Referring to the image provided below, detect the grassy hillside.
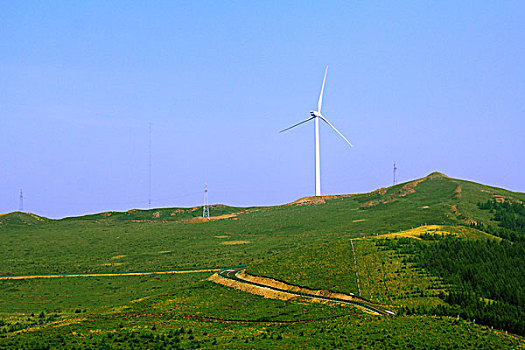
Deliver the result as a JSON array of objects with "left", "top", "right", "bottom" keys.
[
  {"left": 246, "top": 226, "right": 489, "bottom": 308},
  {"left": 248, "top": 224, "right": 525, "bottom": 335},
  {"left": 0, "top": 172, "right": 524, "bottom": 348},
  {"left": 2, "top": 172, "right": 522, "bottom": 276},
  {"left": 66, "top": 204, "right": 250, "bottom": 223},
  {"left": 0, "top": 212, "right": 48, "bottom": 227},
  {"left": 247, "top": 225, "right": 500, "bottom": 307},
  {"left": 1, "top": 273, "right": 522, "bottom": 349}
]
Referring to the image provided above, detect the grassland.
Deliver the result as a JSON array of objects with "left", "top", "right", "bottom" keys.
[
  {"left": 0, "top": 273, "right": 208, "bottom": 314},
  {"left": 1, "top": 173, "right": 523, "bottom": 276},
  {"left": 247, "top": 227, "right": 460, "bottom": 310},
  {"left": 0, "top": 172, "right": 524, "bottom": 348},
  {"left": 247, "top": 224, "right": 525, "bottom": 335},
  {"left": 1, "top": 274, "right": 522, "bottom": 349},
  {"left": 355, "top": 236, "right": 445, "bottom": 309}
]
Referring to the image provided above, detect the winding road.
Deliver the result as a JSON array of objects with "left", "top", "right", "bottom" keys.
[
  {"left": 218, "top": 266, "right": 395, "bottom": 316},
  {"left": 1, "top": 265, "right": 394, "bottom": 316}
]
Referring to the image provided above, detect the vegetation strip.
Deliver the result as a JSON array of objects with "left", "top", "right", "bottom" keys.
[
  {"left": 5, "top": 313, "right": 366, "bottom": 337},
  {"left": 83, "top": 312, "right": 367, "bottom": 325},
  {"left": 0, "top": 268, "right": 220, "bottom": 280},
  {"left": 217, "top": 266, "right": 395, "bottom": 315}
]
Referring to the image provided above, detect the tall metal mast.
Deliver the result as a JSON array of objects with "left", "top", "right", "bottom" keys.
[
  {"left": 203, "top": 183, "right": 210, "bottom": 220},
  {"left": 19, "top": 189, "right": 24, "bottom": 212},
  {"left": 148, "top": 122, "right": 152, "bottom": 208}
]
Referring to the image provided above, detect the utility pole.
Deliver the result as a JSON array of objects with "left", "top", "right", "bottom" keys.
[
  {"left": 393, "top": 162, "right": 398, "bottom": 186},
  {"left": 19, "top": 189, "right": 24, "bottom": 212},
  {"left": 203, "top": 183, "right": 210, "bottom": 220}
]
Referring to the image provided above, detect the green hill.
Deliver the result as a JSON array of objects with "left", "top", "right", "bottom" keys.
[
  {"left": 0, "top": 212, "right": 48, "bottom": 227},
  {"left": 0, "top": 172, "right": 523, "bottom": 275},
  {"left": 69, "top": 171, "right": 525, "bottom": 235},
  {"left": 66, "top": 204, "right": 252, "bottom": 223},
  {"left": 5, "top": 171, "right": 523, "bottom": 234},
  {"left": 0, "top": 172, "right": 524, "bottom": 348}
]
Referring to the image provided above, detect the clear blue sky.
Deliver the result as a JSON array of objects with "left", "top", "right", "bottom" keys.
[{"left": 1, "top": 1, "right": 524, "bottom": 218}]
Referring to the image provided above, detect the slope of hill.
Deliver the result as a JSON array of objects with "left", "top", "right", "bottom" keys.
[
  {"left": 0, "top": 212, "right": 48, "bottom": 227},
  {"left": 0, "top": 172, "right": 524, "bottom": 348},
  {"left": 3, "top": 171, "right": 523, "bottom": 233},
  {"left": 246, "top": 226, "right": 486, "bottom": 303},
  {"left": 63, "top": 204, "right": 251, "bottom": 222},
  {"left": 0, "top": 172, "right": 523, "bottom": 275},
  {"left": 247, "top": 224, "right": 525, "bottom": 334}
]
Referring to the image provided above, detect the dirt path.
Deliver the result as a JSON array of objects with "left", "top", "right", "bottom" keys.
[
  {"left": 211, "top": 266, "right": 395, "bottom": 316},
  {"left": 0, "top": 268, "right": 220, "bottom": 280}
]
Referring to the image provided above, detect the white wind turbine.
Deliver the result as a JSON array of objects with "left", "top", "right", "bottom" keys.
[{"left": 280, "top": 66, "right": 353, "bottom": 196}]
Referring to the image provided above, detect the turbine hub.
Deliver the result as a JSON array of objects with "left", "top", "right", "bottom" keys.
[{"left": 310, "top": 110, "right": 322, "bottom": 118}]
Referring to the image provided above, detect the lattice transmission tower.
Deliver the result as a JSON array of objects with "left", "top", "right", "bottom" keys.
[
  {"left": 203, "top": 183, "right": 210, "bottom": 220},
  {"left": 393, "top": 162, "right": 398, "bottom": 186}
]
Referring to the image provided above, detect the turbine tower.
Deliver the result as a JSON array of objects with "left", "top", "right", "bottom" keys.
[{"left": 280, "top": 66, "right": 354, "bottom": 196}]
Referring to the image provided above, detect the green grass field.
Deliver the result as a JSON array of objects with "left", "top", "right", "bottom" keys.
[
  {"left": 1, "top": 274, "right": 521, "bottom": 349},
  {"left": 0, "top": 173, "right": 524, "bottom": 348},
  {"left": 247, "top": 228, "right": 451, "bottom": 310}
]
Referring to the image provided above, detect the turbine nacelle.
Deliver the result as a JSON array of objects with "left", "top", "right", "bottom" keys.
[{"left": 310, "top": 110, "right": 322, "bottom": 118}]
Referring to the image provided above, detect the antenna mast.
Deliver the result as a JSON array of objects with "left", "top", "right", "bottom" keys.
[
  {"left": 148, "top": 122, "right": 152, "bottom": 208},
  {"left": 393, "top": 162, "right": 398, "bottom": 186},
  {"left": 203, "top": 183, "right": 210, "bottom": 220},
  {"left": 19, "top": 189, "right": 24, "bottom": 212}
]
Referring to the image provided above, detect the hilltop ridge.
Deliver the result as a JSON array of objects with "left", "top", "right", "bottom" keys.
[
  {"left": 1, "top": 172, "right": 523, "bottom": 228},
  {"left": 0, "top": 212, "right": 48, "bottom": 226}
]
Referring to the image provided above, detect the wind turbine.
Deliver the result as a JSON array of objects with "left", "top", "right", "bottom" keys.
[{"left": 280, "top": 66, "right": 353, "bottom": 196}]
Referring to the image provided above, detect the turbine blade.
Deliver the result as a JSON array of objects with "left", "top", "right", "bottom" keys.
[
  {"left": 319, "top": 115, "right": 354, "bottom": 147},
  {"left": 318, "top": 66, "right": 328, "bottom": 113},
  {"left": 279, "top": 117, "right": 314, "bottom": 133}
]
